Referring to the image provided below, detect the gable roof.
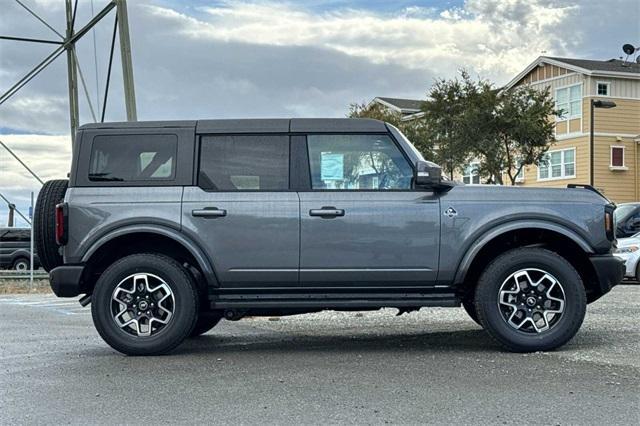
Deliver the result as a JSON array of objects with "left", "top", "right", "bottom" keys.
[
  {"left": 505, "top": 56, "right": 640, "bottom": 89},
  {"left": 373, "top": 97, "right": 424, "bottom": 113}
]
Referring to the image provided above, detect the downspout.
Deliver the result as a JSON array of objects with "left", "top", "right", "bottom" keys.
[{"left": 636, "top": 138, "right": 640, "bottom": 201}]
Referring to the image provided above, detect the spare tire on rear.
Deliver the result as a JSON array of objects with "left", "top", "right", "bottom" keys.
[{"left": 34, "top": 179, "right": 68, "bottom": 272}]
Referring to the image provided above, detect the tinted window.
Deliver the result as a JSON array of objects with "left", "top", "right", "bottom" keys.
[
  {"left": 89, "top": 135, "right": 177, "bottom": 182},
  {"left": 0, "top": 229, "right": 30, "bottom": 242},
  {"left": 199, "top": 135, "right": 289, "bottom": 191},
  {"left": 307, "top": 134, "right": 413, "bottom": 190}
]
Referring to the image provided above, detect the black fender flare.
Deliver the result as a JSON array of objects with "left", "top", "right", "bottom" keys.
[
  {"left": 81, "top": 224, "right": 220, "bottom": 287},
  {"left": 453, "top": 219, "right": 594, "bottom": 285}
]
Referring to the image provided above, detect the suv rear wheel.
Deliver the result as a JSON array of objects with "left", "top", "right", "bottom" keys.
[
  {"left": 91, "top": 253, "right": 199, "bottom": 355},
  {"left": 475, "top": 248, "right": 586, "bottom": 352}
]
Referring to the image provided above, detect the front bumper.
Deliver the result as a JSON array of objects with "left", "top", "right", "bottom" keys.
[
  {"left": 589, "top": 254, "right": 625, "bottom": 297},
  {"left": 613, "top": 252, "right": 637, "bottom": 278},
  {"left": 49, "top": 265, "right": 85, "bottom": 297}
]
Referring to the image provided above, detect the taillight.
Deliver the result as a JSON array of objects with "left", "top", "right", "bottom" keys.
[{"left": 55, "top": 203, "right": 68, "bottom": 245}]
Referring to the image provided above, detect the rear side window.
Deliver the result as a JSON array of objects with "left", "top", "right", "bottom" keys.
[
  {"left": 0, "top": 229, "right": 30, "bottom": 242},
  {"left": 89, "top": 135, "right": 178, "bottom": 182},
  {"left": 199, "top": 135, "right": 289, "bottom": 191}
]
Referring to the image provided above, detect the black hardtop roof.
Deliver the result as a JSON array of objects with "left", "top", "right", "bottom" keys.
[{"left": 79, "top": 118, "right": 388, "bottom": 134}]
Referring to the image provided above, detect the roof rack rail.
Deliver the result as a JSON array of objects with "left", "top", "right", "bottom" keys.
[{"left": 567, "top": 184, "right": 611, "bottom": 203}]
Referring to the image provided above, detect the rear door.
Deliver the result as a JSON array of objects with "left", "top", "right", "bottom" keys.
[
  {"left": 297, "top": 133, "right": 440, "bottom": 287},
  {"left": 182, "top": 134, "right": 299, "bottom": 288}
]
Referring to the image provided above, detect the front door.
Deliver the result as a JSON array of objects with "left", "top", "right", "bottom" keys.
[
  {"left": 182, "top": 134, "right": 299, "bottom": 288},
  {"left": 298, "top": 133, "right": 440, "bottom": 287}
]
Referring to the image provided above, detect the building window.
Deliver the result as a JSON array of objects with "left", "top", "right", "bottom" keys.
[
  {"left": 555, "top": 84, "right": 582, "bottom": 121},
  {"left": 463, "top": 162, "right": 480, "bottom": 185},
  {"left": 611, "top": 146, "right": 626, "bottom": 169},
  {"left": 596, "top": 82, "right": 610, "bottom": 96},
  {"left": 538, "top": 148, "right": 576, "bottom": 180}
]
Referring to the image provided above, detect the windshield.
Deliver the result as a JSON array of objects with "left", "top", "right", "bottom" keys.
[{"left": 615, "top": 205, "right": 638, "bottom": 223}]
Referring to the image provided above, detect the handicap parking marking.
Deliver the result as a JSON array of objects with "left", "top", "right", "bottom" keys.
[{"left": 0, "top": 295, "right": 90, "bottom": 316}]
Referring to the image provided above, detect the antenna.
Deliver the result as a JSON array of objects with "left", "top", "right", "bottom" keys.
[{"left": 621, "top": 43, "right": 640, "bottom": 66}]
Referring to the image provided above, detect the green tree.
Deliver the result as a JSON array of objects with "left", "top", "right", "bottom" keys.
[
  {"left": 422, "top": 71, "right": 482, "bottom": 180},
  {"left": 422, "top": 72, "right": 557, "bottom": 184}
]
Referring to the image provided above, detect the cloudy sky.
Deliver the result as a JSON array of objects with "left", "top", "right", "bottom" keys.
[{"left": 1, "top": 0, "right": 639, "bottom": 225}]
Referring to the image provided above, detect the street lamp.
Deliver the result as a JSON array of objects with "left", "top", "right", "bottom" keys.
[{"left": 590, "top": 99, "right": 617, "bottom": 186}]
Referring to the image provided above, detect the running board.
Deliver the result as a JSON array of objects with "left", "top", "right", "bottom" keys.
[{"left": 210, "top": 291, "right": 460, "bottom": 310}]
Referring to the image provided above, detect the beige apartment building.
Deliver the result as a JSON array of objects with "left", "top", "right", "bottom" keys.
[{"left": 504, "top": 57, "right": 640, "bottom": 203}]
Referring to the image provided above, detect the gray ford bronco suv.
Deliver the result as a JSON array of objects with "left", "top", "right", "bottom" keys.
[{"left": 35, "top": 118, "right": 624, "bottom": 355}]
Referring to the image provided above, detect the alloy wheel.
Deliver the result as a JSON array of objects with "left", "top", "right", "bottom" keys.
[
  {"left": 497, "top": 268, "right": 566, "bottom": 333},
  {"left": 111, "top": 273, "right": 175, "bottom": 337}
]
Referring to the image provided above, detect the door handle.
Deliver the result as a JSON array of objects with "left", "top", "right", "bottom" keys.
[
  {"left": 192, "top": 208, "right": 227, "bottom": 218},
  {"left": 309, "top": 207, "right": 345, "bottom": 218}
]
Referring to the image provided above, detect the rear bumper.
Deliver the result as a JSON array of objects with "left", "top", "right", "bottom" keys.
[
  {"left": 589, "top": 254, "right": 625, "bottom": 298},
  {"left": 49, "top": 265, "right": 85, "bottom": 297}
]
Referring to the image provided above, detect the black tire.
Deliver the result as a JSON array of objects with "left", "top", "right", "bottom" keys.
[
  {"left": 475, "top": 248, "right": 586, "bottom": 352},
  {"left": 91, "top": 253, "right": 199, "bottom": 356},
  {"left": 12, "top": 257, "right": 30, "bottom": 272},
  {"left": 636, "top": 262, "right": 640, "bottom": 283},
  {"left": 189, "top": 313, "right": 223, "bottom": 337},
  {"left": 34, "top": 179, "right": 68, "bottom": 272},
  {"left": 462, "top": 297, "right": 482, "bottom": 327}
]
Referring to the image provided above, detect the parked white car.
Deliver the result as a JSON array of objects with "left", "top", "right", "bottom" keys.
[{"left": 614, "top": 233, "right": 640, "bottom": 281}]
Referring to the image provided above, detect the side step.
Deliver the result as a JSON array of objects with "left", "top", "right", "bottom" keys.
[{"left": 210, "top": 290, "right": 460, "bottom": 310}]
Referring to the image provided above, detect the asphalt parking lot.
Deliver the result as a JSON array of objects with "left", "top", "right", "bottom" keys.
[{"left": 1, "top": 286, "right": 638, "bottom": 425}]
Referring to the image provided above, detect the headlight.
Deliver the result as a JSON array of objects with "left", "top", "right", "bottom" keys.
[{"left": 614, "top": 246, "right": 639, "bottom": 254}]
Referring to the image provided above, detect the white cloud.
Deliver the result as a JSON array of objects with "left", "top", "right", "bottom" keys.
[{"left": 159, "top": 0, "right": 577, "bottom": 79}]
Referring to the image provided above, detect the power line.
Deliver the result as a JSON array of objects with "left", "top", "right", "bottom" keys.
[{"left": 0, "top": 139, "right": 45, "bottom": 185}]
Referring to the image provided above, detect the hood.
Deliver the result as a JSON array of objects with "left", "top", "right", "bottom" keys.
[{"left": 445, "top": 184, "right": 609, "bottom": 205}]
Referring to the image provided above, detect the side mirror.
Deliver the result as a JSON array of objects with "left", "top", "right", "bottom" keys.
[{"left": 415, "top": 160, "right": 442, "bottom": 187}]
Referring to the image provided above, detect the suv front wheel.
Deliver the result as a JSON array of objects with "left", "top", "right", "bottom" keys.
[
  {"left": 475, "top": 248, "right": 586, "bottom": 352},
  {"left": 91, "top": 253, "right": 199, "bottom": 355}
]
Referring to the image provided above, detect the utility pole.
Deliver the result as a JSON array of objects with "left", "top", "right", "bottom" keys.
[
  {"left": 116, "top": 0, "right": 137, "bottom": 121},
  {"left": 8, "top": 204, "right": 15, "bottom": 227},
  {"left": 65, "top": 0, "right": 80, "bottom": 145}
]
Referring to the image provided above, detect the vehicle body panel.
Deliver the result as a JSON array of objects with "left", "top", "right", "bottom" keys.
[
  {"left": 437, "top": 185, "right": 611, "bottom": 283},
  {"left": 181, "top": 188, "right": 300, "bottom": 287},
  {"left": 298, "top": 191, "right": 440, "bottom": 286},
  {"left": 63, "top": 187, "right": 184, "bottom": 264}
]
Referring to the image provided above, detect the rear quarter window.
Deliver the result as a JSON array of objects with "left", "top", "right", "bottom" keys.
[{"left": 89, "top": 134, "right": 178, "bottom": 182}]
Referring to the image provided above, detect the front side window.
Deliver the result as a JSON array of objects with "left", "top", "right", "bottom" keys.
[
  {"left": 89, "top": 135, "right": 177, "bottom": 182},
  {"left": 199, "top": 135, "right": 289, "bottom": 191},
  {"left": 538, "top": 148, "right": 576, "bottom": 180},
  {"left": 555, "top": 84, "right": 582, "bottom": 121},
  {"left": 307, "top": 134, "right": 413, "bottom": 190},
  {"left": 462, "top": 162, "right": 480, "bottom": 185}
]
